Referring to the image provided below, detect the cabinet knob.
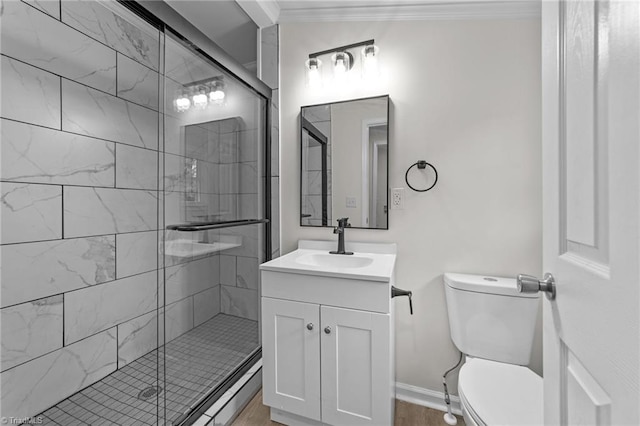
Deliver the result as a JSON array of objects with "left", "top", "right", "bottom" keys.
[
  {"left": 306, "top": 323, "right": 314, "bottom": 330},
  {"left": 324, "top": 326, "right": 331, "bottom": 334}
]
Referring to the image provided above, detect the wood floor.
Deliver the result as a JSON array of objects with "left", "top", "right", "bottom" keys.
[{"left": 231, "top": 389, "right": 466, "bottom": 426}]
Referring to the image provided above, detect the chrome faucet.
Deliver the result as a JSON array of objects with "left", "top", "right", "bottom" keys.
[{"left": 330, "top": 217, "right": 353, "bottom": 255}]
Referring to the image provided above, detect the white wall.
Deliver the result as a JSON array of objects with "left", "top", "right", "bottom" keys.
[{"left": 279, "top": 19, "right": 542, "bottom": 394}]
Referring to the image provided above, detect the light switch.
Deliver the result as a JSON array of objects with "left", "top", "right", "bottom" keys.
[{"left": 346, "top": 196, "right": 357, "bottom": 208}]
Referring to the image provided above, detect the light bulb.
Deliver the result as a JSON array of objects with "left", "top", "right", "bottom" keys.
[
  {"left": 332, "top": 52, "right": 351, "bottom": 86},
  {"left": 305, "top": 58, "right": 322, "bottom": 89},
  {"left": 362, "top": 44, "right": 380, "bottom": 81},
  {"left": 192, "top": 87, "right": 208, "bottom": 109},
  {"left": 175, "top": 93, "right": 191, "bottom": 112},
  {"left": 209, "top": 89, "right": 225, "bottom": 102}
]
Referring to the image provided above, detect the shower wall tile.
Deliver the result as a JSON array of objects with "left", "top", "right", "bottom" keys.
[
  {"left": 184, "top": 123, "right": 210, "bottom": 162},
  {"left": 165, "top": 256, "right": 219, "bottom": 305},
  {"left": 116, "top": 231, "right": 157, "bottom": 279},
  {"left": 164, "top": 114, "right": 186, "bottom": 157},
  {"left": 63, "top": 187, "right": 157, "bottom": 238},
  {"left": 259, "top": 25, "right": 278, "bottom": 90},
  {"left": 117, "top": 310, "right": 157, "bottom": 368},
  {"left": 115, "top": 144, "right": 158, "bottom": 190},
  {"left": 219, "top": 194, "right": 238, "bottom": 220},
  {"left": 1, "top": 1, "right": 116, "bottom": 93},
  {"left": 239, "top": 194, "right": 258, "bottom": 220},
  {"left": 219, "top": 164, "right": 239, "bottom": 194},
  {"left": 220, "top": 255, "right": 236, "bottom": 286},
  {"left": 219, "top": 132, "right": 238, "bottom": 164},
  {"left": 164, "top": 153, "right": 188, "bottom": 193},
  {"left": 271, "top": 177, "right": 280, "bottom": 258},
  {"left": 165, "top": 297, "right": 193, "bottom": 343},
  {"left": 1, "top": 295, "right": 63, "bottom": 372},
  {"left": 0, "top": 55, "right": 61, "bottom": 129},
  {"left": 1, "top": 182, "right": 62, "bottom": 244},
  {"left": 61, "top": 0, "right": 160, "bottom": 71},
  {"left": 306, "top": 171, "right": 323, "bottom": 195},
  {"left": 271, "top": 89, "right": 280, "bottom": 177},
  {"left": 221, "top": 286, "right": 258, "bottom": 321},
  {"left": 194, "top": 287, "right": 220, "bottom": 327},
  {"left": 23, "top": 0, "right": 61, "bottom": 19},
  {"left": 219, "top": 118, "right": 240, "bottom": 135},
  {"left": 64, "top": 271, "right": 157, "bottom": 345},
  {"left": 236, "top": 257, "right": 259, "bottom": 290},
  {"left": 239, "top": 129, "right": 258, "bottom": 163},
  {"left": 1, "top": 119, "right": 115, "bottom": 187},
  {"left": 0, "top": 327, "right": 116, "bottom": 420},
  {"left": 62, "top": 79, "right": 159, "bottom": 150},
  {"left": 239, "top": 162, "right": 258, "bottom": 194},
  {"left": 117, "top": 53, "right": 159, "bottom": 110},
  {"left": 223, "top": 226, "right": 259, "bottom": 258},
  {"left": 0, "top": 236, "right": 115, "bottom": 308}
]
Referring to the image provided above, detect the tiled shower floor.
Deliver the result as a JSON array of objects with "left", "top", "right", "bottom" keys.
[{"left": 38, "top": 314, "right": 259, "bottom": 426}]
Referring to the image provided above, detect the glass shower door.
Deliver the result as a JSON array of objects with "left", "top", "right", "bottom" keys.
[{"left": 160, "top": 29, "right": 268, "bottom": 424}]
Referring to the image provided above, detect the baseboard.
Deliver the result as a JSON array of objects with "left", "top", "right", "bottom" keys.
[{"left": 395, "top": 382, "right": 463, "bottom": 416}]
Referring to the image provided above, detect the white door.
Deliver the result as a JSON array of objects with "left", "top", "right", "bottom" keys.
[
  {"left": 542, "top": 1, "right": 639, "bottom": 424},
  {"left": 261, "top": 297, "right": 321, "bottom": 421},
  {"left": 320, "top": 306, "right": 392, "bottom": 425}
]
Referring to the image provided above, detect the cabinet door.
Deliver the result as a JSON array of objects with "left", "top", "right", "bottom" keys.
[
  {"left": 262, "top": 297, "right": 321, "bottom": 421},
  {"left": 321, "top": 306, "right": 392, "bottom": 425}
]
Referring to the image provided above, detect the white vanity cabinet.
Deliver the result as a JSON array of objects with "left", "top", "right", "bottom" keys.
[{"left": 259, "top": 240, "right": 397, "bottom": 426}]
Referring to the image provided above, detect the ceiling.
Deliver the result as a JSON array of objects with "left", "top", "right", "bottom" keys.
[
  {"left": 165, "top": 0, "right": 258, "bottom": 67},
  {"left": 163, "top": 0, "right": 539, "bottom": 70}
]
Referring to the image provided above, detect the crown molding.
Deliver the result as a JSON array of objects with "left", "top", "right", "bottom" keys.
[
  {"left": 277, "top": 1, "right": 540, "bottom": 23},
  {"left": 237, "top": 0, "right": 281, "bottom": 27}
]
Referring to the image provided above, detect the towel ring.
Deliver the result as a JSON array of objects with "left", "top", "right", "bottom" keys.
[{"left": 405, "top": 160, "right": 438, "bottom": 192}]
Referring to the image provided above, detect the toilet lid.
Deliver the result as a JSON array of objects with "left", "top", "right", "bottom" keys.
[{"left": 458, "top": 358, "right": 543, "bottom": 425}]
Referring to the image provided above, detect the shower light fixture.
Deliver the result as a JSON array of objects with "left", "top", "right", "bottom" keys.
[
  {"left": 174, "top": 76, "right": 226, "bottom": 112},
  {"left": 305, "top": 40, "right": 379, "bottom": 89}
]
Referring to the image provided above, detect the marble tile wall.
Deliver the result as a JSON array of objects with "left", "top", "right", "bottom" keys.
[
  {"left": 0, "top": 0, "right": 162, "bottom": 419},
  {"left": 1, "top": 0, "right": 274, "bottom": 419},
  {"left": 260, "top": 24, "right": 281, "bottom": 258}
]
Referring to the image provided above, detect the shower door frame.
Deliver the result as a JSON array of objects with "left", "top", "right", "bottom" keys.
[{"left": 117, "top": 1, "right": 273, "bottom": 424}]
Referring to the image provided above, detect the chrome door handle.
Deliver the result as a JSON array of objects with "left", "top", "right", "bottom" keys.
[
  {"left": 517, "top": 273, "right": 556, "bottom": 300},
  {"left": 324, "top": 326, "right": 331, "bottom": 334},
  {"left": 306, "top": 323, "right": 314, "bottom": 331}
]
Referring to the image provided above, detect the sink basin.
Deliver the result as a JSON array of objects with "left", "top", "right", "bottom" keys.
[
  {"left": 296, "top": 253, "right": 374, "bottom": 269},
  {"left": 260, "top": 240, "right": 397, "bottom": 282}
]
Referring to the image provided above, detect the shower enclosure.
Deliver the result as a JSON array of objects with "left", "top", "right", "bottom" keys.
[{"left": 0, "top": 1, "right": 270, "bottom": 424}]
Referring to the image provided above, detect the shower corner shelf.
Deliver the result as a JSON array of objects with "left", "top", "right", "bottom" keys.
[{"left": 165, "top": 238, "right": 242, "bottom": 258}]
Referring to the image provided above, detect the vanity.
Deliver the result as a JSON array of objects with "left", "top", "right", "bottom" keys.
[{"left": 259, "top": 240, "right": 397, "bottom": 426}]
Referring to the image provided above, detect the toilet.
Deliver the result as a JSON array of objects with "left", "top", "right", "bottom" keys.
[{"left": 444, "top": 273, "right": 543, "bottom": 426}]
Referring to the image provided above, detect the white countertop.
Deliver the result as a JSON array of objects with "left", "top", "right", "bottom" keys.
[{"left": 260, "top": 240, "right": 397, "bottom": 282}]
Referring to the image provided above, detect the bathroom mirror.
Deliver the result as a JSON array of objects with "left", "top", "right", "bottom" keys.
[{"left": 300, "top": 95, "right": 389, "bottom": 229}]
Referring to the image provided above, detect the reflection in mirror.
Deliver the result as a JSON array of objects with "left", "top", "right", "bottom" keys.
[{"left": 300, "top": 95, "right": 389, "bottom": 229}]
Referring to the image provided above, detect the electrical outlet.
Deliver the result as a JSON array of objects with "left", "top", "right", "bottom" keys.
[
  {"left": 391, "top": 188, "right": 404, "bottom": 210},
  {"left": 346, "top": 196, "right": 357, "bottom": 208}
]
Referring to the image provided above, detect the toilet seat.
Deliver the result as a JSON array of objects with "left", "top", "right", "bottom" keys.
[{"left": 458, "top": 358, "right": 543, "bottom": 426}]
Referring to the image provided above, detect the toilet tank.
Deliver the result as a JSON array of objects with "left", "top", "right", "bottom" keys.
[{"left": 444, "top": 273, "right": 540, "bottom": 366}]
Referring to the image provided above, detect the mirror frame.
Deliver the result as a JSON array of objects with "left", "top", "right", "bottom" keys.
[{"left": 299, "top": 95, "right": 390, "bottom": 230}]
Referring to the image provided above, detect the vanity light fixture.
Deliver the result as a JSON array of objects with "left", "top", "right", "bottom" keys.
[
  {"left": 305, "top": 39, "right": 380, "bottom": 89},
  {"left": 174, "top": 90, "right": 191, "bottom": 112},
  {"left": 305, "top": 57, "right": 323, "bottom": 88},
  {"left": 208, "top": 77, "right": 226, "bottom": 104},
  {"left": 173, "top": 76, "right": 226, "bottom": 112},
  {"left": 192, "top": 86, "right": 208, "bottom": 109}
]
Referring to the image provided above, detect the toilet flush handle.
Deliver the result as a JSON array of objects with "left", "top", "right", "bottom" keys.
[{"left": 517, "top": 273, "right": 556, "bottom": 300}]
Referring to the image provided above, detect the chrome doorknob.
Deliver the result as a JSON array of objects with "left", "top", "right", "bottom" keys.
[
  {"left": 306, "top": 323, "right": 314, "bottom": 331},
  {"left": 324, "top": 326, "right": 331, "bottom": 334},
  {"left": 517, "top": 273, "right": 556, "bottom": 300}
]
